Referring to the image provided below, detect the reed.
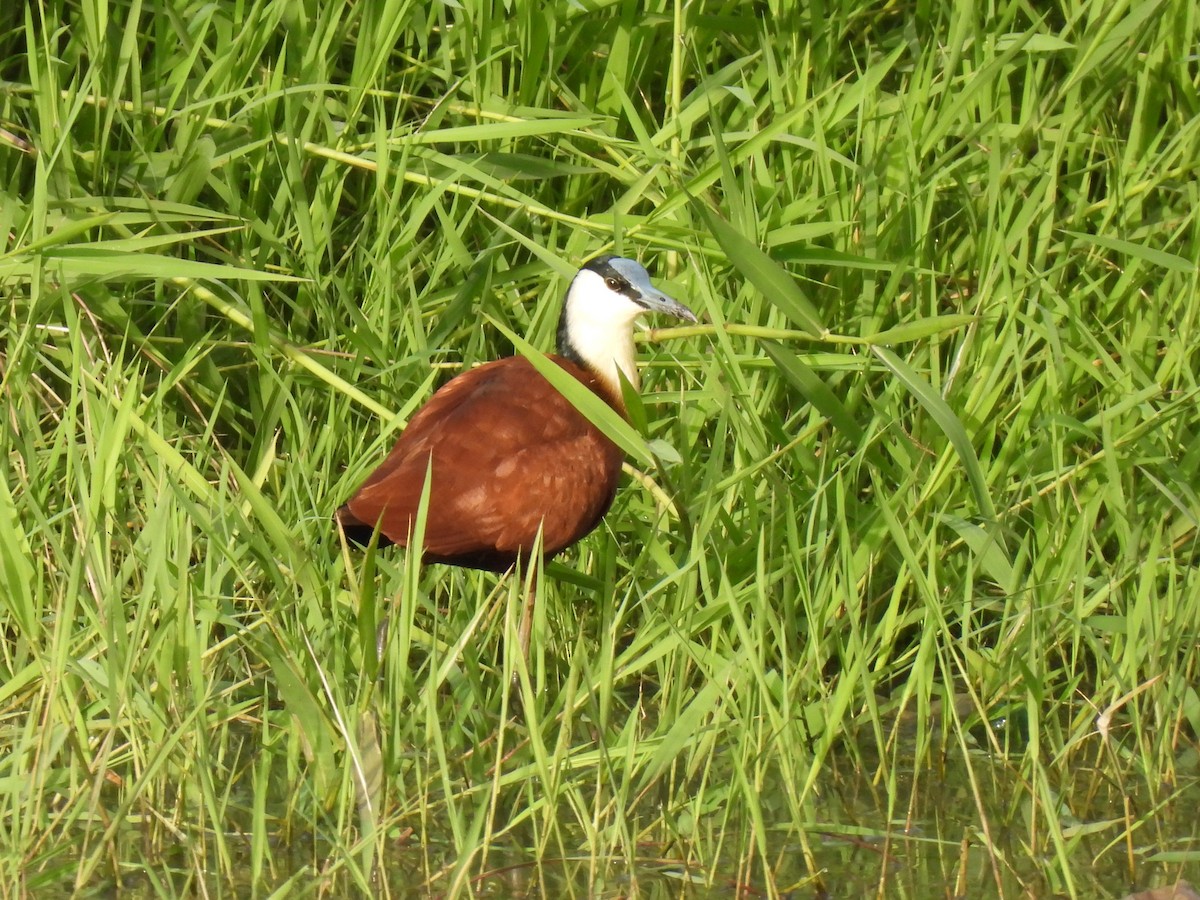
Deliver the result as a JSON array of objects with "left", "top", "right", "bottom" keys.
[{"left": 2, "top": 0, "right": 1198, "bottom": 895}]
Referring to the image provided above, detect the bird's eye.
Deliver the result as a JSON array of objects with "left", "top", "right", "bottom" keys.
[{"left": 605, "top": 277, "right": 620, "bottom": 290}]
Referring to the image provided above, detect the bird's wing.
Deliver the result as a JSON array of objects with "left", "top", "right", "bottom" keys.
[{"left": 343, "top": 356, "right": 624, "bottom": 564}]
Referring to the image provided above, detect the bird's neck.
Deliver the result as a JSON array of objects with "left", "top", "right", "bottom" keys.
[{"left": 556, "top": 303, "right": 639, "bottom": 397}]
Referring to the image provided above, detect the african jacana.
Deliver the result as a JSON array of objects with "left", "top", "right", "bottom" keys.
[{"left": 337, "top": 255, "right": 696, "bottom": 659}]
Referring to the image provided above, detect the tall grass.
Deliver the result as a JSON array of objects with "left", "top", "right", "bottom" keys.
[{"left": 2, "top": 0, "right": 1199, "bottom": 896}]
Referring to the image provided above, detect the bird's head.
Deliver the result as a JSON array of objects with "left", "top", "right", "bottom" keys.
[{"left": 557, "top": 255, "right": 696, "bottom": 393}]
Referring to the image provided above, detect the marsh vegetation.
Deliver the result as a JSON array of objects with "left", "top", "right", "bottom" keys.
[{"left": 2, "top": 0, "right": 1199, "bottom": 896}]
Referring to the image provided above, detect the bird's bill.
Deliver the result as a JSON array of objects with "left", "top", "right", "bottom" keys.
[{"left": 636, "top": 287, "right": 697, "bottom": 323}]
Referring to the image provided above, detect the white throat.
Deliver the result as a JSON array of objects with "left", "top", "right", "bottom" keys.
[{"left": 562, "top": 269, "right": 645, "bottom": 392}]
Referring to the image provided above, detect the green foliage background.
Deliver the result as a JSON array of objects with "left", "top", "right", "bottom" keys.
[{"left": 2, "top": 0, "right": 1199, "bottom": 896}]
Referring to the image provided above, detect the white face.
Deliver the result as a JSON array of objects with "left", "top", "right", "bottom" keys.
[{"left": 562, "top": 268, "right": 645, "bottom": 391}]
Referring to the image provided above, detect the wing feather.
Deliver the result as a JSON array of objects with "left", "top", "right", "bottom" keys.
[{"left": 341, "top": 355, "right": 624, "bottom": 571}]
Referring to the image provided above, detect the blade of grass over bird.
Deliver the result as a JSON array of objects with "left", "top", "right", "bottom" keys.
[{"left": 487, "top": 315, "right": 657, "bottom": 467}]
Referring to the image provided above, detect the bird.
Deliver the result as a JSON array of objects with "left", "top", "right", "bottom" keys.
[{"left": 336, "top": 254, "right": 696, "bottom": 660}]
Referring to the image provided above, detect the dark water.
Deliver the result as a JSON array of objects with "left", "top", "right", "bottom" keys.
[{"left": 41, "top": 713, "right": 1200, "bottom": 898}]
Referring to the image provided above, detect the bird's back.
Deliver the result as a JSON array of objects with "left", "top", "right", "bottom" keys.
[{"left": 337, "top": 355, "right": 625, "bottom": 572}]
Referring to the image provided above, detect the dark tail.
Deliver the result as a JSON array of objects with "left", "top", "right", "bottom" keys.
[{"left": 335, "top": 504, "right": 394, "bottom": 548}]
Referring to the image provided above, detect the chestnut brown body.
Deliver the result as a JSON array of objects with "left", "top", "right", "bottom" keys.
[{"left": 337, "top": 355, "right": 626, "bottom": 572}]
